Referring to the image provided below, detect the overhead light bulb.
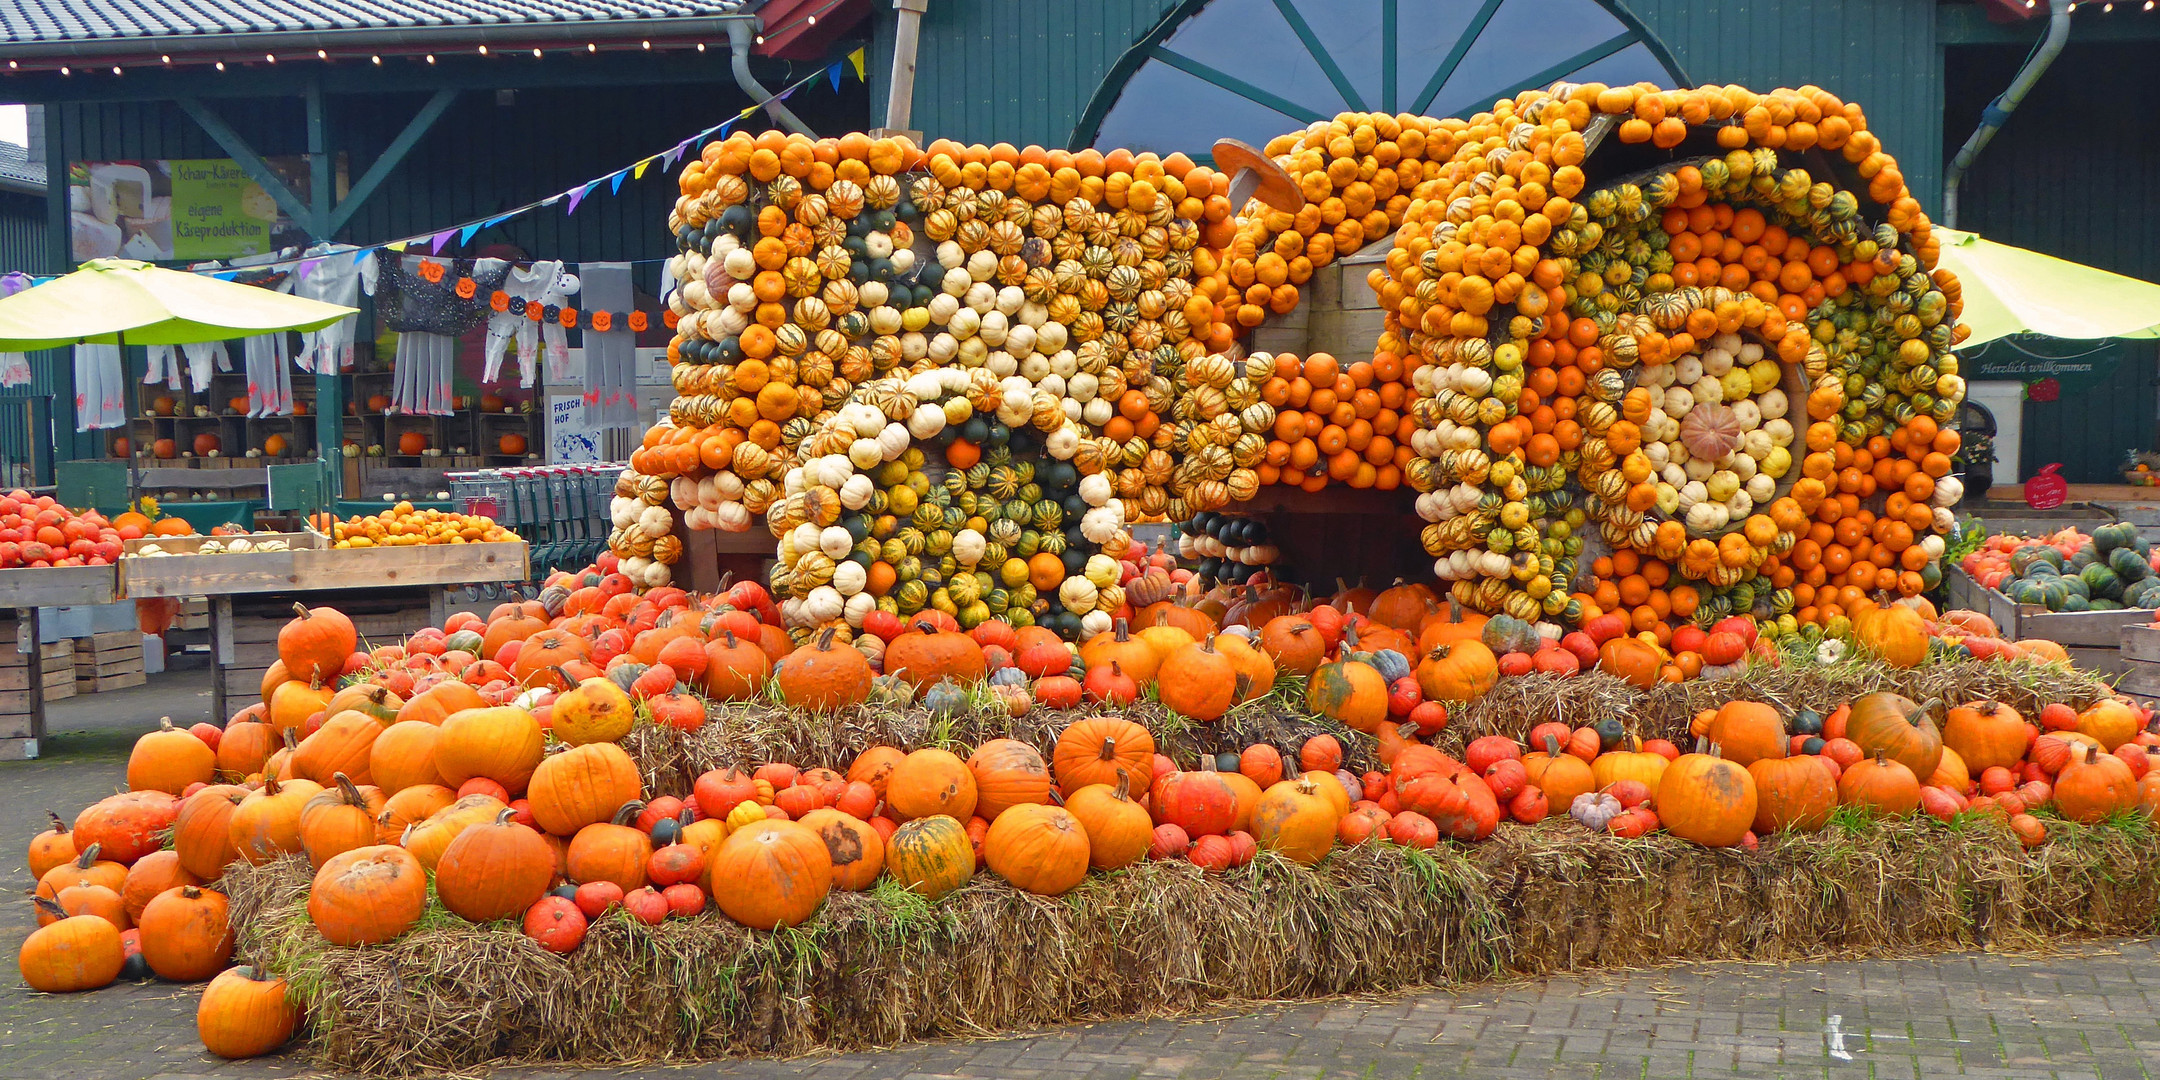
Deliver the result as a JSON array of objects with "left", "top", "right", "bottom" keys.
[
  {"left": 807, "top": 14, "right": 816, "bottom": 23},
  {"left": 587, "top": 43, "right": 597, "bottom": 53},
  {"left": 112, "top": 66, "right": 121, "bottom": 75},
  {"left": 215, "top": 61, "right": 226, "bottom": 70},
  {"left": 160, "top": 54, "right": 171, "bottom": 63},
  {"left": 696, "top": 42, "right": 706, "bottom": 51},
  {"left": 641, "top": 40, "right": 651, "bottom": 49},
  {"left": 425, "top": 54, "right": 435, "bottom": 63},
  {"left": 265, "top": 53, "right": 276, "bottom": 62},
  {"left": 317, "top": 48, "right": 327, "bottom": 59},
  {"left": 477, "top": 45, "right": 488, "bottom": 55},
  {"left": 532, "top": 48, "right": 542, "bottom": 58},
  {"left": 59, "top": 66, "right": 70, "bottom": 75},
  {"left": 371, "top": 55, "right": 381, "bottom": 65}
]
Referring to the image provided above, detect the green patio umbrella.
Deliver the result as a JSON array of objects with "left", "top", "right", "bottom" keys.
[
  {"left": 1935, "top": 229, "right": 2160, "bottom": 348},
  {"left": 0, "top": 257, "right": 356, "bottom": 351}
]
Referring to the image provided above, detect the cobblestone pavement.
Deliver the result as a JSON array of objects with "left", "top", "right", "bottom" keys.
[{"left": 9, "top": 674, "right": 2160, "bottom": 1080}]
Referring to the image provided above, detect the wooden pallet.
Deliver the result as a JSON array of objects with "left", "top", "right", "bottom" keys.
[{"left": 0, "top": 633, "right": 74, "bottom": 700}]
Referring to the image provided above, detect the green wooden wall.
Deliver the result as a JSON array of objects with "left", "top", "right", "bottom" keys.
[
  {"left": 882, "top": 0, "right": 1945, "bottom": 211},
  {"left": 1947, "top": 40, "right": 2160, "bottom": 483}
]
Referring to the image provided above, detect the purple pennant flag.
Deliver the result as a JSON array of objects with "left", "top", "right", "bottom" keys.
[
  {"left": 296, "top": 258, "right": 323, "bottom": 281},
  {"left": 662, "top": 140, "right": 689, "bottom": 169},
  {"left": 777, "top": 85, "right": 796, "bottom": 101},
  {"left": 429, "top": 230, "right": 456, "bottom": 253},
  {"left": 565, "top": 182, "right": 597, "bottom": 216}
]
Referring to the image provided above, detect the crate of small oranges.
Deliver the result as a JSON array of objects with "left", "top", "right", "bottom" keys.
[{"left": 325, "top": 502, "right": 520, "bottom": 548}]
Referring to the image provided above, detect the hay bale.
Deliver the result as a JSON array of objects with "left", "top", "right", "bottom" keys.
[{"left": 227, "top": 844, "right": 1503, "bottom": 1076}]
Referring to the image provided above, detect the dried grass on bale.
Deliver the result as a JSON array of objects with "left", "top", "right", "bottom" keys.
[
  {"left": 627, "top": 686, "right": 1380, "bottom": 795},
  {"left": 1434, "top": 657, "right": 2117, "bottom": 754},
  {"left": 228, "top": 812, "right": 2160, "bottom": 1077},
  {"left": 625, "top": 658, "right": 2114, "bottom": 795},
  {"left": 224, "top": 846, "right": 1502, "bottom": 1077}
]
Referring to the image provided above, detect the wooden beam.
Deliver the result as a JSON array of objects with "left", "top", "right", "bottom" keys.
[
  {"left": 1939, "top": 4, "right": 2160, "bottom": 44},
  {"left": 173, "top": 97, "right": 316, "bottom": 233},
  {"left": 327, "top": 89, "right": 456, "bottom": 237}
]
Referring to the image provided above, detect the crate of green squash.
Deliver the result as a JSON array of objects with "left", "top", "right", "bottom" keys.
[{"left": 1945, "top": 521, "right": 2159, "bottom": 675}]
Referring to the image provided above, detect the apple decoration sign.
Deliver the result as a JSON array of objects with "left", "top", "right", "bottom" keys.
[{"left": 2026, "top": 463, "right": 2068, "bottom": 510}]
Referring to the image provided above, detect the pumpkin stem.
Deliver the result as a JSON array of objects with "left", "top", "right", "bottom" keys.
[
  {"left": 493, "top": 807, "right": 519, "bottom": 825},
  {"left": 612, "top": 800, "right": 646, "bottom": 826},
  {"left": 76, "top": 842, "right": 101, "bottom": 867},
  {"left": 1112, "top": 768, "right": 1132, "bottom": 802},
  {"left": 334, "top": 772, "right": 365, "bottom": 806},
  {"left": 33, "top": 895, "right": 65, "bottom": 919},
  {"left": 2085, "top": 745, "right": 2100, "bottom": 765},
  {"left": 262, "top": 774, "right": 281, "bottom": 796},
  {"left": 1544, "top": 733, "right": 1564, "bottom": 758},
  {"left": 158, "top": 715, "right": 175, "bottom": 732},
  {"left": 45, "top": 811, "right": 67, "bottom": 835}
]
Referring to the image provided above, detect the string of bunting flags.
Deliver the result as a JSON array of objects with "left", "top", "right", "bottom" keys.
[{"left": 8, "top": 46, "right": 870, "bottom": 290}]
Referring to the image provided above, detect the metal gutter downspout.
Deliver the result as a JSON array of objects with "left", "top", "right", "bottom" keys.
[
  {"left": 884, "top": 0, "right": 929, "bottom": 133},
  {"left": 725, "top": 19, "right": 814, "bottom": 136},
  {"left": 1943, "top": 2, "right": 2071, "bottom": 228}
]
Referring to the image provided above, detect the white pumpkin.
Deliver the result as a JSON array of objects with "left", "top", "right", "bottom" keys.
[
  {"left": 804, "top": 586, "right": 846, "bottom": 624},
  {"left": 952, "top": 528, "right": 987, "bottom": 566},
  {"left": 1058, "top": 575, "right": 1099, "bottom": 612},
  {"left": 831, "top": 560, "right": 868, "bottom": 597}
]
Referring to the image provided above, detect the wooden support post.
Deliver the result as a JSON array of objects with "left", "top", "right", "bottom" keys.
[{"left": 210, "top": 594, "right": 234, "bottom": 726}]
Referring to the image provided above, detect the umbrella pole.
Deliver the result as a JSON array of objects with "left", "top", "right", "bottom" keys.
[{"left": 121, "top": 329, "right": 138, "bottom": 515}]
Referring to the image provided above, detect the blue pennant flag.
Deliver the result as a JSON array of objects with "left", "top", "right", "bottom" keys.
[
  {"left": 459, "top": 223, "right": 482, "bottom": 246},
  {"left": 484, "top": 214, "right": 512, "bottom": 229},
  {"left": 829, "top": 62, "right": 843, "bottom": 91},
  {"left": 610, "top": 170, "right": 627, "bottom": 195},
  {"left": 352, "top": 248, "right": 373, "bottom": 265}
]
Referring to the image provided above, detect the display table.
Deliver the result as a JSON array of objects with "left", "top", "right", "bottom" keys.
[
  {"left": 117, "top": 540, "right": 529, "bottom": 723},
  {"left": 0, "top": 564, "right": 120, "bottom": 759}
]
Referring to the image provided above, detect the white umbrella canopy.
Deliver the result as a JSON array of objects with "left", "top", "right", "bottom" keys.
[
  {"left": 0, "top": 258, "right": 356, "bottom": 350},
  {"left": 1936, "top": 229, "right": 2160, "bottom": 348}
]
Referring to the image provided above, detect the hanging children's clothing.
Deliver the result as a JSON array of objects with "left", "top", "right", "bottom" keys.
[
  {"left": 244, "top": 333, "right": 293, "bottom": 416},
  {"left": 483, "top": 260, "right": 560, "bottom": 386},
  {"left": 73, "top": 343, "right": 126, "bottom": 430},
  {"left": 179, "top": 340, "right": 232, "bottom": 393},
  {"left": 296, "top": 247, "right": 378, "bottom": 374},
  {"left": 0, "top": 273, "right": 31, "bottom": 387},
  {"left": 143, "top": 344, "right": 182, "bottom": 391},
  {"left": 540, "top": 265, "right": 580, "bottom": 383},
  {"left": 378, "top": 255, "right": 502, "bottom": 415}
]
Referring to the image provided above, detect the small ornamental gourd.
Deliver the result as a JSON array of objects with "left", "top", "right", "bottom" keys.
[{"left": 1568, "top": 791, "right": 1624, "bottom": 831}]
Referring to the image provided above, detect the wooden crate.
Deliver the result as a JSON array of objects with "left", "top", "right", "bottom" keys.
[
  {"left": 74, "top": 630, "right": 145, "bottom": 691},
  {"left": 174, "top": 599, "right": 209, "bottom": 631},
  {"left": 2118, "top": 624, "right": 2160, "bottom": 702},
  {"left": 1944, "top": 566, "right": 2143, "bottom": 676},
  {"left": 120, "top": 530, "right": 327, "bottom": 598},
  {"left": 0, "top": 635, "right": 76, "bottom": 700},
  {"left": 290, "top": 540, "right": 528, "bottom": 590},
  {"left": 0, "top": 564, "right": 119, "bottom": 606}
]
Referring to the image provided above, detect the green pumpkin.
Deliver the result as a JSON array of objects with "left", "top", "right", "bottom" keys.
[
  {"left": 1479, "top": 614, "right": 1540, "bottom": 655},
  {"left": 2095, "top": 521, "right": 2147, "bottom": 555},
  {"left": 2109, "top": 545, "right": 2150, "bottom": 583},
  {"left": 2060, "top": 593, "right": 2092, "bottom": 612},
  {"left": 2081, "top": 563, "right": 2122, "bottom": 601}
]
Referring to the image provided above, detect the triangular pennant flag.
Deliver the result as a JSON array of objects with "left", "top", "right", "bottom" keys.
[
  {"left": 739, "top": 104, "right": 759, "bottom": 119},
  {"left": 610, "top": 170, "right": 627, "bottom": 195},
  {"left": 633, "top": 157, "right": 654, "bottom": 180},
  {"left": 777, "top": 86, "right": 796, "bottom": 102},
  {"left": 848, "top": 47, "right": 865, "bottom": 80},
  {"left": 297, "top": 258, "right": 323, "bottom": 280},
  {"left": 352, "top": 248, "right": 373, "bottom": 265},
  {"left": 565, "top": 182, "right": 597, "bottom": 215},
  {"left": 484, "top": 214, "right": 512, "bottom": 228},
  {"left": 430, "top": 230, "right": 456, "bottom": 253},
  {"left": 459, "top": 223, "right": 482, "bottom": 245},
  {"left": 662, "top": 141, "right": 688, "bottom": 169},
  {"left": 829, "top": 62, "right": 844, "bottom": 91},
  {"left": 385, "top": 241, "right": 408, "bottom": 253}
]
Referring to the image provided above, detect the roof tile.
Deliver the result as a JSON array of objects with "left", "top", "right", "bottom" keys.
[{"left": 0, "top": 0, "right": 749, "bottom": 43}]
